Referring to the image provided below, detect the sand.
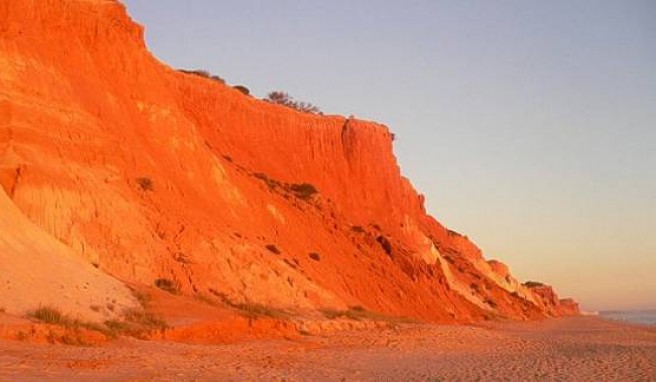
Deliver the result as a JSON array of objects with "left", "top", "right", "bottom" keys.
[{"left": 0, "top": 316, "right": 654, "bottom": 381}]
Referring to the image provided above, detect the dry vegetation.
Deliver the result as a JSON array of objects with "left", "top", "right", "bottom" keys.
[
  {"left": 320, "top": 306, "right": 416, "bottom": 324},
  {"left": 178, "top": 68, "right": 225, "bottom": 84},
  {"left": 26, "top": 303, "right": 169, "bottom": 343},
  {"left": 154, "top": 278, "right": 180, "bottom": 294},
  {"left": 265, "top": 244, "right": 281, "bottom": 255},
  {"left": 230, "top": 302, "right": 290, "bottom": 320},
  {"left": 252, "top": 172, "right": 319, "bottom": 201},
  {"left": 264, "top": 91, "right": 322, "bottom": 115},
  {"left": 136, "top": 176, "right": 153, "bottom": 191}
]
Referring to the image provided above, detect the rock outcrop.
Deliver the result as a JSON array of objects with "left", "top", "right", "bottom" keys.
[{"left": 0, "top": 0, "right": 577, "bottom": 322}]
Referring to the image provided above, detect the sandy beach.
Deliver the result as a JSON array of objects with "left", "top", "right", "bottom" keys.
[{"left": 0, "top": 316, "right": 654, "bottom": 381}]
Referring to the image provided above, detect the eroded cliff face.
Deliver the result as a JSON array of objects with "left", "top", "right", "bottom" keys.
[{"left": 0, "top": 0, "right": 577, "bottom": 322}]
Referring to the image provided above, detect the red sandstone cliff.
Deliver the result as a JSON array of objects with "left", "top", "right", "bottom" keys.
[{"left": 0, "top": 0, "right": 577, "bottom": 325}]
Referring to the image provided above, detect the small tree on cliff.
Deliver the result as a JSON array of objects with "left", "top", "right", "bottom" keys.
[{"left": 264, "top": 91, "right": 322, "bottom": 115}]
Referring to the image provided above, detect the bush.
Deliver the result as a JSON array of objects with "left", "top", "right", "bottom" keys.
[
  {"left": 154, "top": 278, "right": 180, "bottom": 294},
  {"left": 523, "top": 281, "right": 545, "bottom": 288},
  {"left": 178, "top": 68, "right": 225, "bottom": 84},
  {"left": 252, "top": 172, "right": 318, "bottom": 201},
  {"left": 265, "top": 91, "right": 322, "bottom": 115},
  {"left": 350, "top": 225, "right": 365, "bottom": 233},
  {"left": 376, "top": 235, "right": 393, "bottom": 256},
  {"left": 265, "top": 244, "right": 281, "bottom": 255},
  {"left": 179, "top": 69, "right": 210, "bottom": 77},
  {"left": 485, "top": 299, "right": 498, "bottom": 308},
  {"left": 136, "top": 177, "right": 153, "bottom": 191},
  {"left": 289, "top": 183, "right": 318, "bottom": 200},
  {"left": 233, "top": 85, "right": 250, "bottom": 95},
  {"left": 210, "top": 75, "right": 224, "bottom": 82}
]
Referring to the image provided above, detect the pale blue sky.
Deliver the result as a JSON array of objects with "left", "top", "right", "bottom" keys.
[{"left": 122, "top": 0, "right": 655, "bottom": 311}]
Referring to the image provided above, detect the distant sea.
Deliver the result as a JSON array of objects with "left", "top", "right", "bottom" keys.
[{"left": 599, "top": 310, "right": 656, "bottom": 325}]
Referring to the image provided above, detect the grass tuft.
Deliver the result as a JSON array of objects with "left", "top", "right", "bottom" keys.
[
  {"left": 27, "top": 304, "right": 168, "bottom": 342},
  {"left": 28, "top": 306, "right": 68, "bottom": 326},
  {"left": 27, "top": 306, "right": 114, "bottom": 343}
]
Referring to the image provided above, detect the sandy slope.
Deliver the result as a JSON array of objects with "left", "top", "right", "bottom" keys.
[
  {"left": 0, "top": 317, "right": 653, "bottom": 381},
  {"left": 0, "top": 188, "right": 138, "bottom": 321}
]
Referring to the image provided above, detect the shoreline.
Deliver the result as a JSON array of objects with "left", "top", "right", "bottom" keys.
[{"left": 1, "top": 316, "right": 654, "bottom": 381}]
